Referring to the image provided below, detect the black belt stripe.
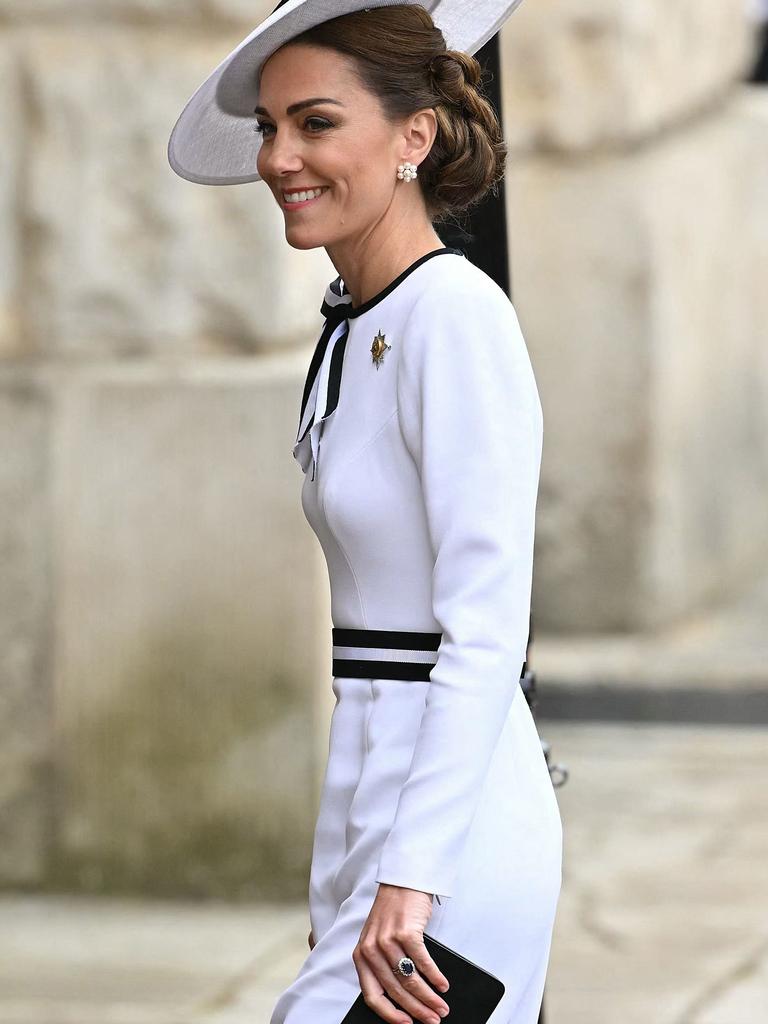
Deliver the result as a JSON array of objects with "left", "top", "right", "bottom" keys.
[
  {"left": 332, "top": 627, "right": 442, "bottom": 650},
  {"left": 333, "top": 659, "right": 436, "bottom": 681}
]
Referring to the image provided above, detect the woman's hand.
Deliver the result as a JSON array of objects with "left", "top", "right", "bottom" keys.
[{"left": 352, "top": 883, "right": 450, "bottom": 1024}]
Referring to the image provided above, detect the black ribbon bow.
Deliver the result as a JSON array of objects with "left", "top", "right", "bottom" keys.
[{"left": 293, "top": 277, "right": 353, "bottom": 479}]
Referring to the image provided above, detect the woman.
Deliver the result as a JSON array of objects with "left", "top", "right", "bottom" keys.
[{"left": 168, "top": 3, "right": 562, "bottom": 1023}]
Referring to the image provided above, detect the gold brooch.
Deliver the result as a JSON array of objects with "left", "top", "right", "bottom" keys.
[{"left": 371, "top": 329, "right": 391, "bottom": 369}]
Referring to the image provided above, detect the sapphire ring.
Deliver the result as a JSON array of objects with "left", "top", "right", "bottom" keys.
[{"left": 394, "top": 956, "right": 417, "bottom": 978}]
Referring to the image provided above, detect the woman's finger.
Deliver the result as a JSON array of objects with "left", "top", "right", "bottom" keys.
[
  {"left": 399, "top": 932, "right": 450, "bottom": 995},
  {"left": 363, "top": 936, "right": 449, "bottom": 1024},
  {"left": 353, "top": 949, "right": 412, "bottom": 1024}
]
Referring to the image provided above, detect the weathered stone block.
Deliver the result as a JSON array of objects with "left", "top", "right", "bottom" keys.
[
  {"left": 501, "top": 0, "right": 755, "bottom": 153},
  {"left": 0, "top": 45, "right": 21, "bottom": 355},
  {"left": 19, "top": 27, "right": 334, "bottom": 358},
  {"left": 51, "top": 358, "right": 332, "bottom": 897},
  {"left": 0, "top": 1, "right": 193, "bottom": 20},
  {"left": 0, "top": 367, "right": 53, "bottom": 885},
  {"left": 0, "top": 1, "right": 318, "bottom": 24},
  {"left": 507, "top": 86, "right": 768, "bottom": 630}
]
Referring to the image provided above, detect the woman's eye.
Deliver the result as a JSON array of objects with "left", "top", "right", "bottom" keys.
[{"left": 253, "top": 116, "right": 333, "bottom": 137}]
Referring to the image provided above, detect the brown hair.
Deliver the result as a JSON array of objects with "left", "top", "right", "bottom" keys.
[{"left": 281, "top": 4, "right": 508, "bottom": 223}]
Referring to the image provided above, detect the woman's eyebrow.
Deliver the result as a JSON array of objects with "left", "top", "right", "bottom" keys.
[{"left": 253, "top": 97, "right": 345, "bottom": 116}]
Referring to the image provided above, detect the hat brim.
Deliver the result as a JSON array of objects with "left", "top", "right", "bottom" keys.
[{"left": 167, "top": 0, "right": 526, "bottom": 186}]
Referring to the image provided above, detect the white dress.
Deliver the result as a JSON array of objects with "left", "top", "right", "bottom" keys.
[{"left": 269, "top": 247, "right": 563, "bottom": 1024}]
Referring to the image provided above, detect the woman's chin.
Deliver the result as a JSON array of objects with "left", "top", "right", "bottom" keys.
[{"left": 284, "top": 225, "right": 329, "bottom": 251}]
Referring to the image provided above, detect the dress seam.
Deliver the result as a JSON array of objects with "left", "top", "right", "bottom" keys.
[{"left": 364, "top": 689, "right": 373, "bottom": 756}]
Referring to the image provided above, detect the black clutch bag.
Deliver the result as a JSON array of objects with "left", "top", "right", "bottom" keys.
[{"left": 340, "top": 932, "right": 505, "bottom": 1023}]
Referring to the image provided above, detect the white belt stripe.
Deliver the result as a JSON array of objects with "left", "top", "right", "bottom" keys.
[{"left": 333, "top": 644, "right": 439, "bottom": 665}]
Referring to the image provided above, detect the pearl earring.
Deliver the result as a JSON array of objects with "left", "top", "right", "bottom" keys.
[{"left": 397, "top": 161, "right": 418, "bottom": 182}]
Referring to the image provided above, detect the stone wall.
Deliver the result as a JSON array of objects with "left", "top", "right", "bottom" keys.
[
  {"left": 501, "top": 0, "right": 754, "bottom": 153},
  {"left": 0, "top": 1, "right": 336, "bottom": 896},
  {"left": 502, "top": 0, "right": 768, "bottom": 629}
]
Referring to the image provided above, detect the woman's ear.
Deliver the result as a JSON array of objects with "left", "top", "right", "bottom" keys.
[{"left": 401, "top": 107, "right": 437, "bottom": 165}]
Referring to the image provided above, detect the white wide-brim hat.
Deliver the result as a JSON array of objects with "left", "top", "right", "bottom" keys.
[{"left": 167, "top": 0, "right": 526, "bottom": 186}]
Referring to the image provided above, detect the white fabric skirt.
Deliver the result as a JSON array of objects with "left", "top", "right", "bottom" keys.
[{"left": 269, "top": 675, "right": 563, "bottom": 1024}]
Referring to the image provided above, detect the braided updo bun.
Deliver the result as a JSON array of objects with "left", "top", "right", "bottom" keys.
[
  {"left": 283, "top": 5, "right": 508, "bottom": 222},
  {"left": 423, "top": 49, "right": 507, "bottom": 218}
]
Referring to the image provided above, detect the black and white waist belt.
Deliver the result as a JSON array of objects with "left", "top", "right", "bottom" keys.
[{"left": 332, "top": 627, "right": 527, "bottom": 682}]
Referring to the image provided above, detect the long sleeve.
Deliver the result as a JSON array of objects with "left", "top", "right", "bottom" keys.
[{"left": 374, "top": 273, "right": 544, "bottom": 899}]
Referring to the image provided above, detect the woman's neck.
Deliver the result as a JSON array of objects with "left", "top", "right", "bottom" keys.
[{"left": 325, "top": 221, "right": 446, "bottom": 309}]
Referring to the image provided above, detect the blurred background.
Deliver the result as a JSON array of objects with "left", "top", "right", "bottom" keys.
[{"left": 1, "top": 1, "right": 767, "bottom": 1022}]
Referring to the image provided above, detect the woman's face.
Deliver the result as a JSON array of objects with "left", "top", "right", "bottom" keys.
[{"left": 256, "top": 42, "right": 422, "bottom": 250}]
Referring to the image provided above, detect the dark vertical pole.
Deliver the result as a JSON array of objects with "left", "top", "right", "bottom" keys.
[
  {"left": 747, "top": 15, "right": 768, "bottom": 81},
  {"left": 437, "top": 32, "right": 511, "bottom": 298},
  {"left": 438, "top": 33, "right": 546, "bottom": 1024}
]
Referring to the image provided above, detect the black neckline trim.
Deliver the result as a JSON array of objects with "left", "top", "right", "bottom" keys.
[{"left": 340, "top": 246, "right": 464, "bottom": 318}]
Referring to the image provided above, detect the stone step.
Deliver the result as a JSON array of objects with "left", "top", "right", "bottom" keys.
[{"left": 531, "top": 572, "right": 768, "bottom": 724}]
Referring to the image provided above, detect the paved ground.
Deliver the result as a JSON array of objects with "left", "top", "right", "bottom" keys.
[{"left": 2, "top": 719, "right": 766, "bottom": 1024}]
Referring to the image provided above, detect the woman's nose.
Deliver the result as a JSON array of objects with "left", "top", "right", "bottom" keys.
[{"left": 261, "top": 131, "right": 303, "bottom": 177}]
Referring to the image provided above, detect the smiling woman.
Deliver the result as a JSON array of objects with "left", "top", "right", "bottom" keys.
[
  {"left": 251, "top": 10, "right": 509, "bottom": 292},
  {"left": 255, "top": 7, "right": 507, "bottom": 229},
  {"left": 167, "top": 4, "right": 560, "bottom": 1024}
]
